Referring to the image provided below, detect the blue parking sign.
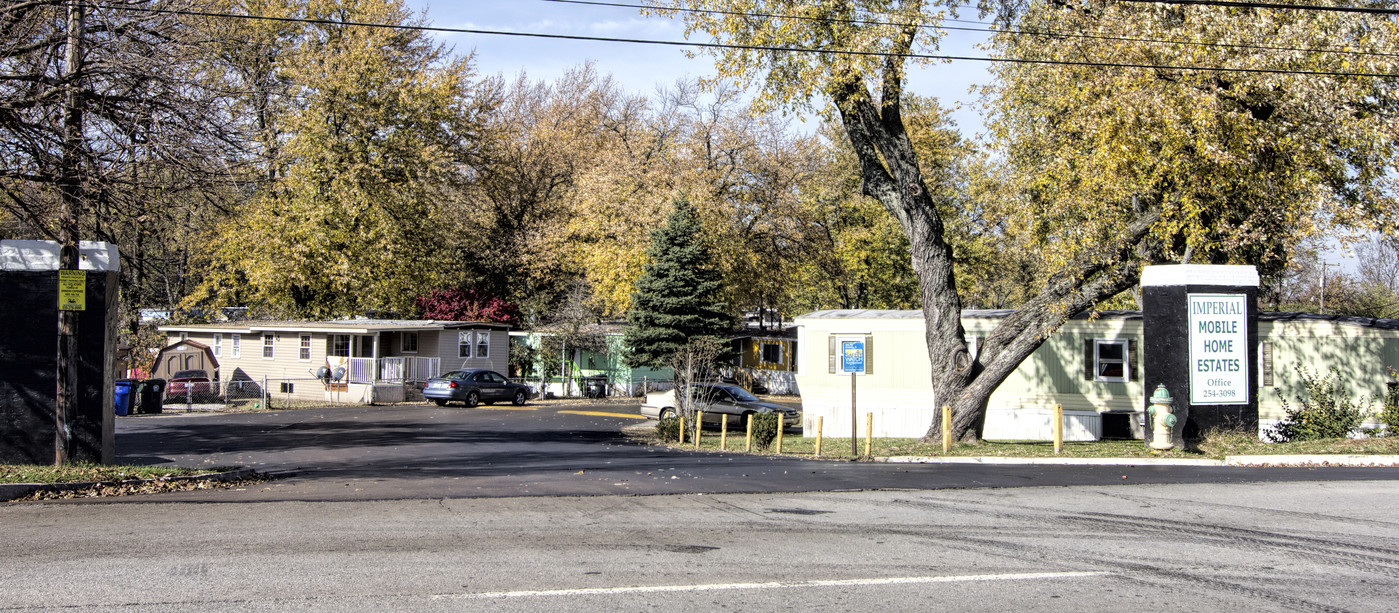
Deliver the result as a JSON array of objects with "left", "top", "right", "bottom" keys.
[{"left": 841, "top": 340, "right": 865, "bottom": 374}]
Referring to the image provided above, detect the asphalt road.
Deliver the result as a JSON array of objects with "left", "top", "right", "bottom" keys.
[
  {"left": 4, "top": 482, "right": 1398, "bottom": 611},
  {"left": 110, "top": 402, "right": 1399, "bottom": 502},
  {"left": 5, "top": 402, "right": 1399, "bottom": 612}
]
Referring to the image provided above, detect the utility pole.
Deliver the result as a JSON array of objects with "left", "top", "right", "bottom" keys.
[
  {"left": 55, "top": 0, "right": 86, "bottom": 465},
  {"left": 1320, "top": 262, "right": 1338, "bottom": 315}
]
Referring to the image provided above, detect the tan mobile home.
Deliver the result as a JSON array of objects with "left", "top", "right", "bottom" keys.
[{"left": 158, "top": 320, "right": 510, "bottom": 404}]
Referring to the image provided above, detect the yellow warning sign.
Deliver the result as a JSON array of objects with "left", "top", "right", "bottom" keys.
[{"left": 58, "top": 270, "right": 86, "bottom": 311}]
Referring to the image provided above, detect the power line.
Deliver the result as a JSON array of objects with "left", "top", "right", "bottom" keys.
[
  {"left": 106, "top": 4, "right": 1397, "bottom": 79},
  {"left": 550, "top": 0, "right": 1399, "bottom": 59},
  {"left": 1113, "top": 0, "right": 1399, "bottom": 14}
]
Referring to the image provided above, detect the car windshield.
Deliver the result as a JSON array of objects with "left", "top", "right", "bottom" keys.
[
  {"left": 172, "top": 370, "right": 206, "bottom": 379},
  {"left": 440, "top": 371, "right": 472, "bottom": 379},
  {"left": 725, "top": 386, "right": 759, "bottom": 402}
]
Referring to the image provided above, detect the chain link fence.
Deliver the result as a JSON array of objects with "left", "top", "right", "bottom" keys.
[{"left": 140, "top": 377, "right": 342, "bottom": 413}]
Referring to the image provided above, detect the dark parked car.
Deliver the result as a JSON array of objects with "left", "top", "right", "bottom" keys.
[
  {"left": 166, "top": 369, "right": 213, "bottom": 397},
  {"left": 423, "top": 369, "right": 530, "bottom": 407},
  {"left": 641, "top": 382, "right": 800, "bottom": 428}
]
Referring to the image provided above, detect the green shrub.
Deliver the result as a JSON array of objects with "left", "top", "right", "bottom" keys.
[
  {"left": 1269, "top": 366, "right": 1371, "bottom": 443},
  {"left": 656, "top": 416, "right": 682, "bottom": 442},
  {"left": 750, "top": 412, "right": 780, "bottom": 450},
  {"left": 1378, "top": 371, "right": 1399, "bottom": 437}
]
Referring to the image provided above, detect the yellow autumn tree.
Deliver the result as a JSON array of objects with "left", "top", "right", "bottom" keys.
[
  {"left": 649, "top": 0, "right": 1399, "bottom": 441},
  {"left": 189, "top": 0, "right": 491, "bottom": 318}
]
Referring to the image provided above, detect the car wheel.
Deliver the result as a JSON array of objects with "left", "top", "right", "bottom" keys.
[
  {"left": 659, "top": 408, "right": 675, "bottom": 420},
  {"left": 432, "top": 399, "right": 447, "bottom": 407},
  {"left": 513, "top": 390, "right": 527, "bottom": 406},
  {"left": 465, "top": 390, "right": 479, "bottom": 408}
]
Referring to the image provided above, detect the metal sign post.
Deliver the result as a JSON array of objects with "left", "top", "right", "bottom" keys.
[
  {"left": 851, "top": 373, "right": 857, "bottom": 457},
  {"left": 840, "top": 339, "right": 867, "bottom": 458}
]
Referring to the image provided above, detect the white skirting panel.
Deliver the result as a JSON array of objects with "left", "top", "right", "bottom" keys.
[
  {"left": 753, "top": 370, "right": 800, "bottom": 395},
  {"left": 799, "top": 388, "right": 937, "bottom": 438},
  {"left": 982, "top": 407, "right": 1101, "bottom": 441}
]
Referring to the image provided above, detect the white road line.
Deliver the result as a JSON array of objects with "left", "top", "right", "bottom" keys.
[{"left": 433, "top": 571, "right": 1110, "bottom": 600}]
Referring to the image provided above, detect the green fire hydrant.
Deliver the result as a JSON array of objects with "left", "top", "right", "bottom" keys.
[{"left": 1147, "top": 383, "right": 1178, "bottom": 451}]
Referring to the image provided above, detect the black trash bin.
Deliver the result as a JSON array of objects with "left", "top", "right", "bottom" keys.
[
  {"left": 136, "top": 379, "right": 166, "bottom": 415},
  {"left": 584, "top": 375, "right": 608, "bottom": 399}
]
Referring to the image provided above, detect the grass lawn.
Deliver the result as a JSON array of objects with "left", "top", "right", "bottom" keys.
[{"left": 652, "top": 426, "right": 1399, "bottom": 460}]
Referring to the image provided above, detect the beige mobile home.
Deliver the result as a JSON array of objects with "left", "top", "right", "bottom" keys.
[
  {"left": 795, "top": 310, "right": 1399, "bottom": 441},
  {"left": 158, "top": 320, "right": 510, "bottom": 404}
]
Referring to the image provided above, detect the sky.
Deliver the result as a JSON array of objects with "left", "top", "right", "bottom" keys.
[{"left": 402, "top": 0, "right": 996, "bottom": 137}]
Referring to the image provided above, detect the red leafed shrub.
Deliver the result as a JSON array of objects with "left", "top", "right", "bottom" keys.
[{"left": 415, "top": 289, "right": 520, "bottom": 326}]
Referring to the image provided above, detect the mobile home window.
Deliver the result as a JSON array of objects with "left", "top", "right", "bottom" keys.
[
  {"left": 402, "top": 332, "right": 418, "bottom": 353},
  {"left": 212, "top": 334, "right": 222, "bottom": 357},
  {"left": 1094, "top": 339, "right": 1128, "bottom": 382},
  {"left": 476, "top": 331, "right": 490, "bottom": 359},
  {"left": 330, "top": 335, "right": 350, "bottom": 357},
  {"left": 760, "top": 342, "right": 782, "bottom": 364},
  {"left": 262, "top": 333, "right": 275, "bottom": 359},
  {"left": 458, "top": 331, "right": 472, "bottom": 359},
  {"left": 299, "top": 335, "right": 312, "bottom": 361},
  {"left": 231, "top": 334, "right": 241, "bottom": 358}
]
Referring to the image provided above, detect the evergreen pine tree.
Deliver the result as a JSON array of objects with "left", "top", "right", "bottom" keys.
[{"left": 623, "top": 198, "right": 734, "bottom": 368}]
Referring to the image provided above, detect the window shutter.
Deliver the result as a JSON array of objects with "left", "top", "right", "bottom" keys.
[
  {"left": 828, "top": 335, "right": 836, "bottom": 374},
  {"left": 1261, "top": 341, "right": 1273, "bottom": 387},
  {"left": 864, "top": 335, "right": 874, "bottom": 376},
  {"left": 1128, "top": 340, "right": 1139, "bottom": 382},
  {"left": 1084, "top": 339, "right": 1095, "bottom": 380}
]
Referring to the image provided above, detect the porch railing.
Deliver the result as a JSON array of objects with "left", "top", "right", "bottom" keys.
[
  {"left": 347, "top": 357, "right": 440, "bottom": 384},
  {"left": 348, "top": 358, "right": 375, "bottom": 384}
]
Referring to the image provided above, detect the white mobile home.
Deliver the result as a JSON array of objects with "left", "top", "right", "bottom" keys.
[{"left": 795, "top": 310, "right": 1399, "bottom": 441}]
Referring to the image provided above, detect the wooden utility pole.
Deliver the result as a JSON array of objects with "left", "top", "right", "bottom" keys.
[
  {"left": 55, "top": 0, "right": 86, "bottom": 465},
  {"left": 1320, "top": 262, "right": 1338, "bottom": 314}
]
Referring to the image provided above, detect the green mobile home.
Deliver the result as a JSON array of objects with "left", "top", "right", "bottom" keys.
[{"left": 511, "top": 324, "right": 672, "bottom": 398}]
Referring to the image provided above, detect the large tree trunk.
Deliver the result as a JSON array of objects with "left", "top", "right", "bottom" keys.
[{"left": 832, "top": 51, "right": 1162, "bottom": 443}]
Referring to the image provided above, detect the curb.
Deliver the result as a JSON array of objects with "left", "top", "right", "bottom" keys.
[
  {"left": 879, "top": 456, "right": 1226, "bottom": 466},
  {"left": 879, "top": 455, "right": 1399, "bottom": 467},
  {"left": 1, "top": 468, "right": 258, "bottom": 502}
]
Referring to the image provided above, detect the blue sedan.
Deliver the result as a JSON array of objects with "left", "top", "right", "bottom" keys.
[{"left": 422, "top": 369, "right": 530, "bottom": 407}]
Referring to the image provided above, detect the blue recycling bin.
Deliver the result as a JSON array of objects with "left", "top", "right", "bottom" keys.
[{"left": 113, "top": 378, "right": 137, "bottom": 416}]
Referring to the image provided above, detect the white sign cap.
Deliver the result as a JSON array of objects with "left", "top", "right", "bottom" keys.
[
  {"left": 0, "top": 240, "right": 120, "bottom": 272},
  {"left": 1141, "top": 264, "right": 1259, "bottom": 288}
]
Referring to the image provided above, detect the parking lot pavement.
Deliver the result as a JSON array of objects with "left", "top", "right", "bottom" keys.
[{"left": 102, "top": 402, "right": 1399, "bottom": 504}]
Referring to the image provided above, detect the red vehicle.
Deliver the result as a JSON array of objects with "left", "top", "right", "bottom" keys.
[{"left": 167, "top": 369, "right": 214, "bottom": 396}]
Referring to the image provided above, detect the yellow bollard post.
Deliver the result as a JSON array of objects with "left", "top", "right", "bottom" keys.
[
  {"left": 695, "top": 410, "right": 703, "bottom": 448},
  {"left": 679, "top": 414, "right": 686, "bottom": 445},
  {"left": 1053, "top": 403, "right": 1064, "bottom": 455},
  {"left": 865, "top": 412, "right": 873, "bottom": 458},
  {"left": 720, "top": 414, "right": 728, "bottom": 451},
  {"left": 815, "top": 416, "right": 823, "bottom": 457},
  {"left": 776, "top": 416, "right": 784, "bottom": 454},
  {"left": 941, "top": 405, "right": 952, "bottom": 453},
  {"left": 745, "top": 413, "right": 753, "bottom": 452}
]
